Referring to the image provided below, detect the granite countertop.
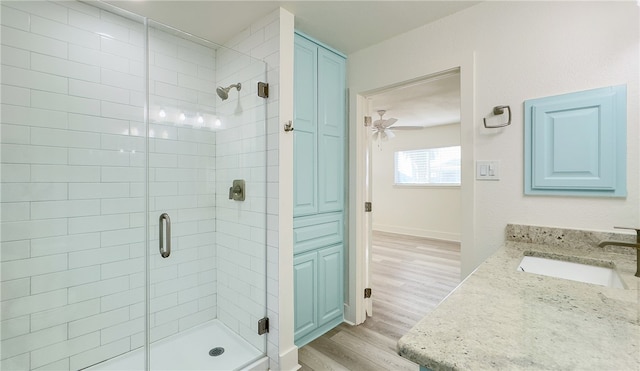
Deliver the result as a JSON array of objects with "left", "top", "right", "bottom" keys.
[{"left": 397, "top": 225, "right": 640, "bottom": 370}]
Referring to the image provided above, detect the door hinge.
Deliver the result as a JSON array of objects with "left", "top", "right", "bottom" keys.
[
  {"left": 365, "top": 202, "right": 372, "bottom": 212},
  {"left": 364, "top": 116, "right": 372, "bottom": 127},
  {"left": 364, "top": 288, "right": 372, "bottom": 298},
  {"left": 257, "top": 82, "right": 269, "bottom": 98},
  {"left": 258, "top": 317, "right": 269, "bottom": 335}
]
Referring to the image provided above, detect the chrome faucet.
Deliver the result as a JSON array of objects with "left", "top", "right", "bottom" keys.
[{"left": 598, "top": 227, "right": 640, "bottom": 277}]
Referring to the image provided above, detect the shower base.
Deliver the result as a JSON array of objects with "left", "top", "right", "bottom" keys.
[{"left": 87, "top": 320, "right": 267, "bottom": 371}]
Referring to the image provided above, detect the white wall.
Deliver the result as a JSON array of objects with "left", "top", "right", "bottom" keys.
[
  {"left": 372, "top": 124, "right": 461, "bottom": 241},
  {"left": 349, "top": 1, "right": 640, "bottom": 277}
]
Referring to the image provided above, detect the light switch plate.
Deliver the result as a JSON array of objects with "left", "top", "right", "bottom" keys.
[{"left": 476, "top": 161, "right": 500, "bottom": 180}]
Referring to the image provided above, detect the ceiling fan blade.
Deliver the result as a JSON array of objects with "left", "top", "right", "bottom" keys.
[
  {"left": 372, "top": 131, "right": 379, "bottom": 141},
  {"left": 381, "top": 118, "right": 398, "bottom": 128},
  {"left": 373, "top": 119, "right": 385, "bottom": 127}
]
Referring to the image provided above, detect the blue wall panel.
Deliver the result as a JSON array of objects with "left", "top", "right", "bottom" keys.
[{"left": 524, "top": 85, "right": 626, "bottom": 197}]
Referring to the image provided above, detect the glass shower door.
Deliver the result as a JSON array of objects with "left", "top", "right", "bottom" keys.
[{"left": 146, "top": 21, "right": 268, "bottom": 370}]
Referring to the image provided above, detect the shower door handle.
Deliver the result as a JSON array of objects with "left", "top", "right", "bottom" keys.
[{"left": 159, "top": 213, "right": 171, "bottom": 258}]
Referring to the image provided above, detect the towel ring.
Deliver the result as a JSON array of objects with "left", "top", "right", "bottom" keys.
[{"left": 483, "top": 105, "right": 511, "bottom": 128}]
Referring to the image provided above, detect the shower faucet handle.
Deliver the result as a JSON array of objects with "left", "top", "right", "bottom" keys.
[{"left": 228, "top": 179, "right": 245, "bottom": 201}]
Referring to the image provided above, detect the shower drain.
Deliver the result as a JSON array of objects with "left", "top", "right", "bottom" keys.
[{"left": 209, "top": 347, "right": 225, "bottom": 357}]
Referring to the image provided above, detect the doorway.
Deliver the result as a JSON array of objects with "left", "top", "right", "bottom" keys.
[
  {"left": 297, "top": 70, "right": 465, "bottom": 370},
  {"left": 364, "top": 71, "right": 463, "bottom": 324},
  {"left": 357, "top": 69, "right": 464, "bottom": 322}
]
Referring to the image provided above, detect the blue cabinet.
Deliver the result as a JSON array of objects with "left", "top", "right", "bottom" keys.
[{"left": 293, "top": 32, "right": 346, "bottom": 347}]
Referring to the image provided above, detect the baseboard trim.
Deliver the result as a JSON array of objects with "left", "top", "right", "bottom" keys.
[
  {"left": 373, "top": 225, "right": 460, "bottom": 242},
  {"left": 279, "top": 344, "right": 299, "bottom": 371},
  {"left": 294, "top": 317, "right": 343, "bottom": 348}
]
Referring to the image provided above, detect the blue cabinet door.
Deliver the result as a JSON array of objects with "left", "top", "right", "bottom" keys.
[
  {"left": 317, "top": 244, "right": 343, "bottom": 326},
  {"left": 293, "top": 251, "right": 317, "bottom": 340},
  {"left": 293, "top": 36, "right": 318, "bottom": 217}
]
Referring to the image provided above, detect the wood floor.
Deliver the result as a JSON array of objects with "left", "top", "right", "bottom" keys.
[{"left": 298, "top": 231, "right": 461, "bottom": 371}]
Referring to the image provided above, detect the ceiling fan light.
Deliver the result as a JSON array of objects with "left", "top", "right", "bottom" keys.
[{"left": 386, "top": 130, "right": 396, "bottom": 140}]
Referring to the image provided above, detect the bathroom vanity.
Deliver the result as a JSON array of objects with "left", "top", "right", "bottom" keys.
[{"left": 397, "top": 225, "right": 640, "bottom": 370}]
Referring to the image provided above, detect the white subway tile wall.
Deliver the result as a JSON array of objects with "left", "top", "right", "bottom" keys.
[
  {"left": 0, "top": 1, "right": 269, "bottom": 370},
  {"left": 224, "top": 9, "right": 282, "bottom": 369},
  {"left": 1, "top": 2, "right": 146, "bottom": 369}
]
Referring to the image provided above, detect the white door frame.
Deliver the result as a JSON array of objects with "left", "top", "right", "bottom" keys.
[{"left": 348, "top": 55, "right": 477, "bottom": 325}]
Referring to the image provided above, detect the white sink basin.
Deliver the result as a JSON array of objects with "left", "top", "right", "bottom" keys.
[{"left": 517, "top": 255, "right": 625, "bottom": 289}]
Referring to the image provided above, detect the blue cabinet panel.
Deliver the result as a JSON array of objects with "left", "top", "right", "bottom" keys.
[
  {"left": 294, "top": 130, "right": 317, "bottom": 215},
  {"left": 294, "top": 36, "right": 318, "bottom": 134},
  {"left": 317, "top": 47, "right": 346, "bottom": 213},
  {"left": 318, "top": 135, "right": 344, "bottom": 213},
  {"left": 294, "top": 251, "right": 317, "bottom": 340},
  {"left": 549, "top": 108, "right": 600, "bottom": 173},
  {"left": 293, "top": 35, "right": 318, "bottom": 217},
  {"left": 524, "top": 85, "right": 626, "bottom": 197},
  {"left": 317, "top": 244, "right": 343, "bottom": 326},
  {"left": 293, "top": 212, "right": 344, "bottom": 254},
  {"left": 318, "top": 48, "right": 345, "bottom": 137}
]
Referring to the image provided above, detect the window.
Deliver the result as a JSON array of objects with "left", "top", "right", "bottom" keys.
[{"left": 394, "top": 146, "right": 461, "bottom": 185}]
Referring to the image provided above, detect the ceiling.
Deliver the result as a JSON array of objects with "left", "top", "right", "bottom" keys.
[
  {"left": 369, "top": 71, "right": 461, "bottom": 128},
  {"left": 103, "top": 1, "right": 479, "bottom": 55},
  {"left": 103, "top": 0, "right": 472, "bottom": 128}
]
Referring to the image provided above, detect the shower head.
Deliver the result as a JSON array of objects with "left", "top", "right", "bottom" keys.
[
  {"left": 216, "top": 83, "right": 242, "bottom": 101},
  {"left": 216, "top": 87, "right": 228, "bottom": 100}
]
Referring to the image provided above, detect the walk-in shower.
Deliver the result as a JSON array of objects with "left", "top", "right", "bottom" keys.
[{"left": 0, "top": 1, "right": 269, "bottom": 370}]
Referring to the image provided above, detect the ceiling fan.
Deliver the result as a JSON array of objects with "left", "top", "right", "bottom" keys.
[{"left": 371, "top": 110, "right": 422, "bottom": 141}]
